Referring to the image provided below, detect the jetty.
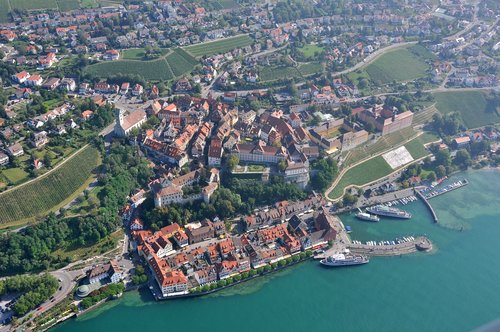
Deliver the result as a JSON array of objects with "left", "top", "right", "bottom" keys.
[
  {"left": 347, "top": 236, "right": 432, "bottom": 256},
  {"left": 420, "top": 179, "right": 469, "bottom": 200},
  {"left": 415, "top": 190, "right": 439, "bottom": 223}
]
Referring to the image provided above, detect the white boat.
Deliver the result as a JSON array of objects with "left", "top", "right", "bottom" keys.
[{"left": 320, "top": 253, "right": 369, "bottom": 267}]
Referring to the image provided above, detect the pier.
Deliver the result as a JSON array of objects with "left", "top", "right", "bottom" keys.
[
  {"left": 415, "top": 190, "right": 439, "bottom": 223},
  {"left": 420, "top": 179, "right": 469, "bottom": 200},
  {"left": 347, "top": 236, "right": 432, "bottom": 256},
  {"left": 314, "top": 212, "right": 433, "bottom": 258}
]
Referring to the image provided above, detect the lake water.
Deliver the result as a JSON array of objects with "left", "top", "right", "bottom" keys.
[{"left": 52, "top": 169, "right": 500, "bottom": 332}]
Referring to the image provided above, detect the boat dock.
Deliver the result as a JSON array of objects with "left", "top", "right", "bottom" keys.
[
  {"left": 314, "top": 235, "right": 432, "bottom": 259},
  {"left": 420, "top": 179, "right": 469, "bottom": 200},
  {"left": 347, "top": 236, "right": 432, "bottom": 256}
]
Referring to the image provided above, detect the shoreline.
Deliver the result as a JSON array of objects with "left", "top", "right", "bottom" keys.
[{"left": 43, "top": 168, "right": 494, "bottom": 330}]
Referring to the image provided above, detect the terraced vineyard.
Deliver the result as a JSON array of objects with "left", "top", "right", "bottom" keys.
[
  {"left": 166, "top": 48, "right": 199, "bottom": 77},
  {"left": 184, "top": 35, "right": 253, "bottom": 57},
  {"left": 85, "top": 57, "right": 175, "bottom": 81},
  {"left": 0, "top": 146, "right": 100, "bottom": 226},
  {"left": 412, "top": 105, "right": 438, "bottom": 126},
  {"left": 85, "top": 47, "right": 198, "bottom": 81}
]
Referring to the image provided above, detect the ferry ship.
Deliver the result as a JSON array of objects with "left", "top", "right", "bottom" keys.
[
  {"left": 355, "top": 211, "right": 380, "bottom": 222},
  {"left": 366, "top": 205, "right": 412, "bottom": 219},
  {"left": 320, "top": 253, "right": 369, "bottom": 267}
]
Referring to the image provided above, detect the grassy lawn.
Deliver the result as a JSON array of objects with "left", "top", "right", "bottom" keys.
[
  {"left": 364, "top": 45, "right": 435, "bottom": 84},
  {"left": 80, "top": 0, "right": 98, "bottom": 8},
  {"left": 298, "top": 44, "right": 324, "bottom": 58},
  {"left": 1, "top": 168, "right": 29, "bottom": 184},
  {"left": 403, "top": 133, "right": 438, "bottom": 160},
  {"left": 329, "top": 156, "right": 392, "bottom": 199},
  {"left": 0, "top": 146, "right": 100, "bottom": 227},
  {"left": 0, "top": 0, "right": 10, "bottom": 23},
  {"left": 121, "top": 48, "right": 169, "bottom": 60},
  {"left": 184, "top": 35, "right": 253, "bottom": 57},
  {"left": 331, "top": 132, "right": 439, "bottom": 200},
  {"left": 85, "top": 58, "right": 175, "bottom": 81},
  {"left": 247, "top": 164, "right": 265, "bottom": 172},
  {"left": 433, "top": 90, "right": 499, "bottom": 128},
  {"left": 10, "top": 0, "right": 58, "bottom": 10}
]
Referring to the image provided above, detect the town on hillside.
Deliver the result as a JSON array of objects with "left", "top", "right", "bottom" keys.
[{"left": 0, "top": 0, "right": 498, "bottom": 330}]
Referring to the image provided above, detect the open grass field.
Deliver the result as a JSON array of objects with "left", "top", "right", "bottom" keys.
[
  {"left": 184, "top": 35, "right": 253, "bottom": 57},
  {"left": 121, "top": 48, "right": 169, "bottom": 60},
  {"left": 330, "top": 133, "right": 438, "bottom": 199},
  {"left": 9, "top": 0, "right": 58, "bottom": 10},
  {"left": 298, "top": 44, "right": 324, "bottom": 58},
  {"left": 1, "top": 168, "right": 29, "bottom": 184},
  {"left": 0, "top": 0, "right": 10, "bottom": 23},
  {"left": 0, "top": 146, "right": 100, "bottom": 226},
  {"left": 364, "top": 45, "right": 435, "bottom": 84},
  {"left": 85, "top": 58, "right": 174, "bottom": 81},
  {"left": 433, "top": 90, "right": 499, "bottom": 129}
]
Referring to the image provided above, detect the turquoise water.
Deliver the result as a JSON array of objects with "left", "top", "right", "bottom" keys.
[{"left": 53, "top": 170, "right": 500, "bottom": 332}]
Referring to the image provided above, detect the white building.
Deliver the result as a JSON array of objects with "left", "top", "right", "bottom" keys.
[
  {"left": 114, "top": 108, "right": 147, "bottom": 137},
  {"left": 87, "top": 260, "right": 123, "bottom": 284}
]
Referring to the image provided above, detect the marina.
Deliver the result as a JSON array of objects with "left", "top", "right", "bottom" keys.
[
  {"left": 348, "top": 236, "right": 432, "bottom": 256},
  {"left": 420, "top": 179, "right": 469, "bottom": 199}
]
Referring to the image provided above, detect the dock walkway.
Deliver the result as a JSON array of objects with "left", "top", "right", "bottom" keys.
[{"left": 348, "top": 236, "right": 432, "bottom": 256}]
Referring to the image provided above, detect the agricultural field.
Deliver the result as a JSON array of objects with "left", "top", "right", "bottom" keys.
[
  {"left": 298, "top": 44, "right": 324, "bottom": 58},
  {"left": 9, "top": 0, "right": 58, "bottom": 10},
  {"left": 184, "top": 35, "right": 254, "bottom": 57},
  {"left": 166, "top": 48, "right": 199, "bottom": 77},
  {"left": 85, "top": 58, "right": 175, "bottom": 81},
  {"left": 0, "top": 146, "right": 100, "bottom": 227},
  {"left": 259, "top": 65, "right": 301, "bottom": 82},
  {"left": 56, "top": 0, "right": 80, "bottom": 11},
  {"left": 364, "top": 45, "right": 435, "bottom": 84},
  {"left": 0, "top": 0, "right": 10, "bottom": 23},
  {"left": 298, "top": 62, "right": 324, "bottom": 76},
  {"left": 433, "top": 90, "right": 499, "bottom": 129}
]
